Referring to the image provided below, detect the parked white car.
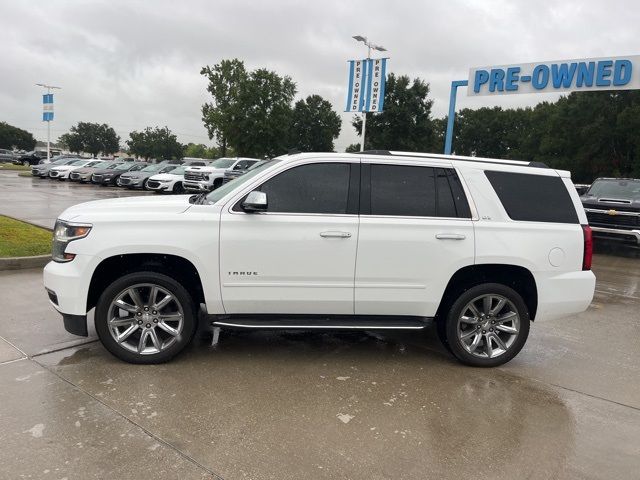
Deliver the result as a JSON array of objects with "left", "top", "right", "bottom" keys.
[
  {"left": 146, "top": 166, "right": 189, "bottom": 193},
  {"left": 43, "top": 151, "right": 596, "bottom": 366},
  {"left": 183, "top": 157, "right": 261, "bottom": 192},
  {"left": 49, "top": 159, "right": 102, "bottom": 180}
]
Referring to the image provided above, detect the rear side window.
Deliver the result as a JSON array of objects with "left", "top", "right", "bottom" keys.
[
  {"left": 368, "top": 165, "right": 471, "bottom": 218},
  {"left": 485, "top": 170, "right": 578, "bottom": 223}
]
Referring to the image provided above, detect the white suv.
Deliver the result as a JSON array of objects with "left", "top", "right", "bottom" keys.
[
  {"left": 183, "top": 157, "right": 261, "bottom": 192},
  {"left": 43, "top": 151, "right": 596, "bottom": 366}
]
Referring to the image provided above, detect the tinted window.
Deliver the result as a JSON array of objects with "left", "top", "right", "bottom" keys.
[
  {"left": 485, "top": 170, "right": 578, "bottom": 223},
  {"left": 370, "top": 165, "right": 436, "bottom": 217},
  {"left": 257, "top": 163, "right": 350, "bottom": 214}
]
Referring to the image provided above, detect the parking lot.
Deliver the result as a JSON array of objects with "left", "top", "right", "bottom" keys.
[{"left": 1, "top": 172, "right": 639, "bottom": 479}]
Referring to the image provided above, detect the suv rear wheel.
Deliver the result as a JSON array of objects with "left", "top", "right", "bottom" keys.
[
  {"left": 443, "top": 283, "right": 530, "bottom": 367},
  {"left": 95, "top": 271, "right": 197, "bottom": 364}
]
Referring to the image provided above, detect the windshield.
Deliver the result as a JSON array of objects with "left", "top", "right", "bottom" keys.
[
  {"left": 93, "top": 161, "right": 112, "bottom": 168},
  {"left": 209, "top": 158, "right": 235, "bottom": 169},
  {"left": 206, "top": 160, "right": 281, "bottom": 204},
  {"left": 114, "top": 163, "right": 134, "bottom": 170},
  {"left": 70, "top": 160, "right": 87, "bottom": 166},
  {"left": 167, "top": 166, "right": 186, "bottom": 175},
  {"left": 585, "top": 179, "right": 640, "bottom": 201},
  {"left": 141, "top": 164, "right": 163, "bottom": 172}
]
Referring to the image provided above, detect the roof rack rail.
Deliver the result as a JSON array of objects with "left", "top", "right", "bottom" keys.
[{"left": 351, "top": 150, "right": 548, "bottom": 169}]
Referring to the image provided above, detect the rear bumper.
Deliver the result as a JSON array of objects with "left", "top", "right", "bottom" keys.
[
  {"left": 590, "top": 226, "right": 640, "bottom": 245},
  {"left": 535, "top": 270, "right": 596, "bottom": 321}
]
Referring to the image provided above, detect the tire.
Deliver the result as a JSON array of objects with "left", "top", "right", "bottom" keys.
[
  {"left": 142, "top": 179, "right": 149, "bottom": 190},
  {"left": 443, "top": 283, "right": 530, "bottom": 367},
  {"left": 173, "top": 182, "right": 184, "bottom": 194},
  {"left": 22, "top": 160, "right": 30, "bottom": 166},
  {"left": 95, "top": 271, "right": 198, "bottom": 364},
  {"left": 212, "top": 178, "right": 223, "bottom": 190}
]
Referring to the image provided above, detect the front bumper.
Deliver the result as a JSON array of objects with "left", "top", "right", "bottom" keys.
[
  {"left": 146, "top": 180, "right": 171, "bottom": 191},
  {"left": 590, "top": 226, "right": 640, "bottom": 245},
  {"left": 43, "top": 255, "right": 97, "bottom": 336},
  {"left": 184, "top": 181, "right": 210, "bottom": 192}
]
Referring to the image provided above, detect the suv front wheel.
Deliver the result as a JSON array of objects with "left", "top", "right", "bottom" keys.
[
  {"left": 444, "top": 283, "right": 530, "bottom": 367},
  {"left": 95, "top": 271, "right": 197, "bottom": 364}
]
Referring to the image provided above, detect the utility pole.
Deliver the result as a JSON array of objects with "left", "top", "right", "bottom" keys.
[
  {"left": 36, "top": 83, "right": 61, "bottom": 161},
  {"left": 352, "top": 36, "right": 387, "bottom": 152}
]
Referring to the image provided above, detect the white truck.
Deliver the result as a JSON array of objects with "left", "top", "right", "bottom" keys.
[
  {"left": 183, "top": 157, "right": 261, "bottom": 192},
  {"left": 43, "top": 151, "right": 596, "bottom": 366}
]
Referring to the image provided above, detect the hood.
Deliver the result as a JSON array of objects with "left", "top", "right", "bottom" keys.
[
  {"left": 581, "top": 195, "right": 640, "bottom": 211},
  {"left": 59, "top": 195, "right": 195, "bottom": 222},
  {"left": 92, "top": 167, "right": 124, "bottom": 175},
  {"left": 186, "top": 166, "right": 226, "bottom": 174},
  {"left": 121, "top": 171, "right": 155, "bottom": 180},
  {"left": 73, "top": 166, "right": 101, "bottom": 174},
  {"left": 52, "top": 165, "right": 79, "bottom": 172},
  {"left": 150, "top": 172, "right": 182, "bottom": 181}
]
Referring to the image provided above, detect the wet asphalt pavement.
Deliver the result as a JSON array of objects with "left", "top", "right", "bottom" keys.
[{"left": 0, "top": 172, "right": 639, "bottom": 479}]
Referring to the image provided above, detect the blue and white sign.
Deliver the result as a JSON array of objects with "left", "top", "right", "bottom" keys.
[
  {"left": 346, "top": 59, "right": 367, "bottom": 112},
  {"left": 346, "top": 58, "right": 388, "bottom": 112},
  {"left": 43, "top": 93, "right": 54, "bottom": 121},
  {"left": 468, "top": 55, "right": 640, "bottom": 96}
]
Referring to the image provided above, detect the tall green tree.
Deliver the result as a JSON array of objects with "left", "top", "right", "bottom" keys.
[
  {"left": 0, "top": 122, "right": 36, "bottom": 150},
  {"left": 201, "top": 59, "right": 296, "bottom": 158},
  {"left": 182, "top": 143, "right": 220, "bottom": 159},
  {"left": 126, "top": 126, "right": 183, "bottom": 160},
  {"left": 351, "top": 73, "right": 438, "bottom": 152},
  {"left": 290, "top": 95, "right": 341, "bottom": 152},
  {"left": 201, "top": 59, "right": 247, "bottom": 157},
  {"left": 60, "top": 122, "right": 119, "bottom": 156}
]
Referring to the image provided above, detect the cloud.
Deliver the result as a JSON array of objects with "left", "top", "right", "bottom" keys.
[{"left": 1, "top": 0, "right": 639, "bottom": 152}]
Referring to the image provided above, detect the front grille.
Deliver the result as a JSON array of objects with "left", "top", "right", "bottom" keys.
[
  {"left": 185, "top": 172, "right": 206, "bottom": 181},
  {"left": 119, "top": 177, "right": 131, "bottom": 185},
  {"left": 92, "top": 174, "right": 102, "bottom": 182},
  {"left": 147, "top": 180, "right": 160, "bottom": 189},
  {"left": 46, "top": 289, "right": 59, "bottom": 306},
  {"left": 49, "top": 171, "right": 59, "bottom": 177},
  {"left": 70, "top": 173, "right": 80, "bottom": 180},
  {"left": 587, "top": 210, "right": 640, "bottom": 229},
  {"left": 31, "top": 168, "right": 39, "bottom": 175}
]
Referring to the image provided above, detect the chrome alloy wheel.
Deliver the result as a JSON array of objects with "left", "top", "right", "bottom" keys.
[
  {"left": 107, "top": 283, "right": 184, "bottom": 355},
  {"left": 456, "top": 294, "right": 520, "bottom": 359}
]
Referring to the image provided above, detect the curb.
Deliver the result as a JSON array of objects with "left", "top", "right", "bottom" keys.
[{"left": 0, "top": 254, "right": 51, "bottom": 271}]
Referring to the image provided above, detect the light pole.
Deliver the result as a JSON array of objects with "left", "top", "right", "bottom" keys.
[
  {"left": 352, "top": 35, "right": 386, "bottom": 152},
  {"left": 35, "top": 83, "right": 61, "bottom": 161}
]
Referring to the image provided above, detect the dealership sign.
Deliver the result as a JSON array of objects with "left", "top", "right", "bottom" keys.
[
  {"left": 42, "top": 93, "right": 54, "bottom": 121},
  {"left": 345, "top": 58, "right": 388, "bottom": 112},
  {"left": 468, "top": 55, "right": 640, "bottom": 96}
]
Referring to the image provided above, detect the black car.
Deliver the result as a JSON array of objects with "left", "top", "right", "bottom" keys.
[
  {"left": 91, "top": 162, "right": 148, "bottom": 185},
  {"left": 581, "top": 177, "right": 640, "bottom": 246},
  {"left": 14, "top": 149, "right": 64, "bottom": 166}
]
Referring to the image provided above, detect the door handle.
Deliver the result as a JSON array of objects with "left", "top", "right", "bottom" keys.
[
  {"left": 320, "top": 231, "right": 352, "bottom": 238},
  {"left": 435, "top": 233, "right": 466, "bottom": 240}
]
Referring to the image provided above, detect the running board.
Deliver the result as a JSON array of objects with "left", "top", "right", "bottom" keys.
[{"left": 208, "top": 315, "right": 430, "bottom": 330}]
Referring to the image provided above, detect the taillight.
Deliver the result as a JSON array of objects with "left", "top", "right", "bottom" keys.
[{"left": 582, "top": 225, "right": 593, "bottom": 271}]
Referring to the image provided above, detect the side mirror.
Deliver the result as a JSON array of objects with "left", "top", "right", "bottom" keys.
[{"left": 242, "top": 191, "right": 267, "bottom": 212}]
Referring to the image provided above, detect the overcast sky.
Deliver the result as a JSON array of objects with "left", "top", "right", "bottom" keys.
[{"left": 2, "top": 0, "right": 640, "bottom": 152}]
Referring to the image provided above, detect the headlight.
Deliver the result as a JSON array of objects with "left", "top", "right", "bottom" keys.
[{"left": 52, "top": 220, "right": 92, "bottom": 263}]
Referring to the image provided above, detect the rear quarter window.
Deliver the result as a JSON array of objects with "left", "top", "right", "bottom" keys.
[{"left": 485, "top": 170, "right": 578, "bottom": 224}]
